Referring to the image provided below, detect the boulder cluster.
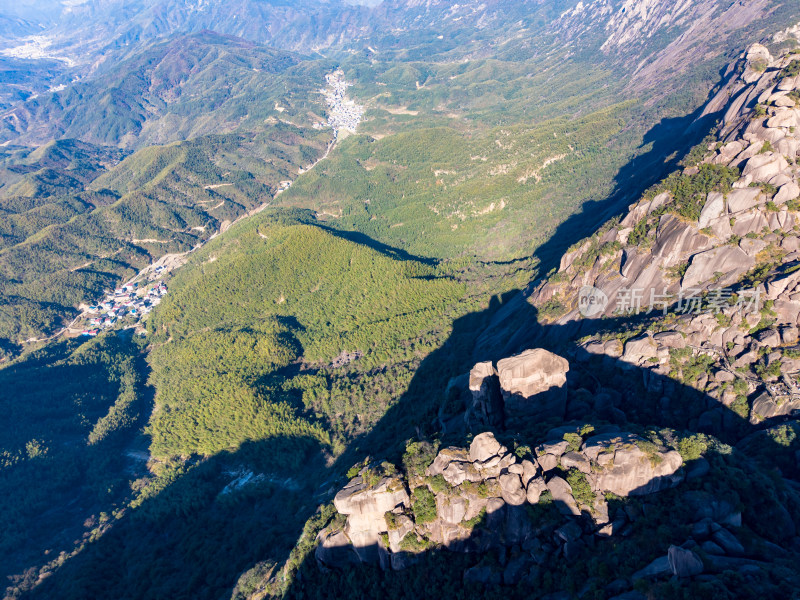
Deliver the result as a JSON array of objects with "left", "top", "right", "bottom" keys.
[
  {"left": 317, "top": 416, "right": 686, "bottom": 580},
  {"left": 630, "top": 488, "right": 790, "bottom": 583},
  {"left": 316, "top": 417, "right": 795, "bottom": 592}
]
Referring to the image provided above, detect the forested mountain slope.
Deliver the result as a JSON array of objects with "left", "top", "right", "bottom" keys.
[
  {"left": 2, "top": 3, "right": 800, "bottom": 600},
  {"left": 1, "top": 32, "right": 326, "bottom": 148},
  {"left": 1, "top": 1, "right": 798, "bottom": 353},
  {"left": 0, "top": 124, "right": 329, "bottom": 352}
]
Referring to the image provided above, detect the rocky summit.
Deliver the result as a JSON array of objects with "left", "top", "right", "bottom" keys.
[
  {"left": 318, "top": 423, "right": 687, "bottom": 573},
  {"left": 315, "top": 343, "right": 771, "bottom": 593}
]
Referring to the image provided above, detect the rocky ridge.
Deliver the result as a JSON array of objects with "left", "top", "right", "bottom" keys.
[
  {"left": 314, "top": 349, "right": 797, "bottom": 594},
  {"left": 553, "top": 0, "right": 781, "bottom": 89},
  {"left": 317, "top": 420, "right": 689, "bottom": 579},
  {"left": 529, "top": 43, "right": 800, "bottom": 430}
]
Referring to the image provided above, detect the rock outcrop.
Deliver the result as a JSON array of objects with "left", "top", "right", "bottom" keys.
[
  {"left": 523, "top": 43, "right": 800, "bottom": 434},
  {"left": 496, "top": 349, "right": 570, "bottom": 425},
  {"left": 468, "top": 362, "right": 504, "bottom": 428},
  {"left": 320, "top": 425, "right": 686, "bottom": 572},
  {"left": 582, "top": 433, "right": 683, "bottom": 496},
  {"left": 312, "top": 42, "right": 800, "bottom": 596},
  {"left": 453, "top": 348, "right": 570, "bottom": 430},
  {"left": 317, "top": 474, "right": 410, "bottom": 567}
]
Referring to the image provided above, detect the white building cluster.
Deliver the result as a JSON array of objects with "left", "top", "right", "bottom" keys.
[
  {"left": 81, "top": 281, "right": 168, "bottom": 336},
  {"left": 322, "top": 70, "right": 364, "bottom": 135}
]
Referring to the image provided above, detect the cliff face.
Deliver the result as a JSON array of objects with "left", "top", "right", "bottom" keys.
[
  {"left": 299, "top": 42, "right": 800, "bottom": 600},
  {"left": 554, "top": 1, "right": 776, "bottom": 54},
  {"left": 528, "top": 42, "right": 800, "bottom": 428}
]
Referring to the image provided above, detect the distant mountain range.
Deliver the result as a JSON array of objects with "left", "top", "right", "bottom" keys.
[{"left": 1, "top": 31, "right": 320, "bottom": 147}]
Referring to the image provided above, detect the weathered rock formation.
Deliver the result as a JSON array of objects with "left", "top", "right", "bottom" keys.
[
  {"left": 468, "top": 361, "right": 504, "bottom": 428},
  {"left": 452, "top": 348, "right": 570, "bottom": 430},
  {"left": 524, "top": 44, "right": 800, "bottom": 433},
  {"left": 318, "top": 427, "right": 686, "bottom": 572},
  {"left": 497, "top": 349, "right": 570, "bottom": 425},
  {"left": 317, "top": 475, "right": 410, "bottom": 568},
  {"left": 581, "top": 433, "right": 683, "bottom": 496}
]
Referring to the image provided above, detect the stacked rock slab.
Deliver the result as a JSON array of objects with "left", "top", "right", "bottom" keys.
[
  {"left": 581, "top": 433, "right": 684, "bottom": 496},
  {"left": 496, "top": 348, "right": 570, "bottom": 425},
  {"left": 463, "top": 348, "right": 570, "bottom": 429},
  {"left": 317, "top": 475, "right": 409, "bottom": 567},
  {"left": 320, "top": 423, "right": 686, "bottom": 572}
]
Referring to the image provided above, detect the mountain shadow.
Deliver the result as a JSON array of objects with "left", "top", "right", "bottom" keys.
[
  {"left": 18, "top": 433, "right": 330, "bottom": 600},
  {"left": 277, "top": 299, "right": 800, "bottom": 600},
  {"left": 21, "top": 283, "right": 800, "bottom": 600},
  {"left": 0, "top": 334, "right": 155, "bottom": 591},
  {"left": 314, "top": 223, "right": 440, "bottom": 267}
]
